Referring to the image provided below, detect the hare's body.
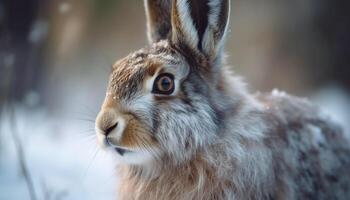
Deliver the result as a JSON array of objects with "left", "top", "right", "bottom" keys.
[
  {"left": 95, "top": 0, "right": 350, "bottom": 199},
  {"left": 116, "top": 71, "right": 350, "bottom": 200},
  {"left": 257, "top": 93, "right": 350, "bottom": 200}
]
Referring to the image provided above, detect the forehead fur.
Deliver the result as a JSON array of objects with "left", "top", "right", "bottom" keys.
[{"left": 108, "top": 41, "right": 180, "bottom": 99}]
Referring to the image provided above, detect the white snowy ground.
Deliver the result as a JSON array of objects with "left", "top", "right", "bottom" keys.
[
  {"left": 0, "top": 106, "right": 116, "bottom": 200},
  {"left": 0, "top": 85, "right": 349, "bottom": 200}
]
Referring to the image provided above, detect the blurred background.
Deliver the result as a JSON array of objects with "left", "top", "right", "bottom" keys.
[{"left": 0, "top": 0, "right": 349, "bottom": 199}]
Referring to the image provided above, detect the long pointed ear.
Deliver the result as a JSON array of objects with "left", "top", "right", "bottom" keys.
[
  {"left": 171, "top": 0, "right": 230, "bottom": 63},
  {"left": 144, "top": 0, "right": 172, "bottom": 44}
]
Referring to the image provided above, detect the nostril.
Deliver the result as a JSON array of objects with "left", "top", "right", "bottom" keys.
[{"left": 105, "top": 122, "right": 118, "bottom": 136}]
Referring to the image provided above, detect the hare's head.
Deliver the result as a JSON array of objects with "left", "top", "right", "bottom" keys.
[{"left": 95, "top": 0, "right": 230, "bottom": 165}]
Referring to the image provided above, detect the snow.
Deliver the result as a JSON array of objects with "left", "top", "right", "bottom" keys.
[
  {"left": 271, "top": 88, "right": 287, "bottom": 97},
  {"left": 0, "top": 106, "right": 116, "bottom": 200},
  {"left": 308, "top": 124, "right": 325, "bottom": 145}
]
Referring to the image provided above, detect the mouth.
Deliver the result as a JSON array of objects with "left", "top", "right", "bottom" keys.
[
  {"left": 111, "top": 145, "right": 156, "bottom": 165},
  {"left": 114, "top": 147, "right": 132, "bottom": 156},
  {"left": 103, "top": 137, "right": 132, "bottom": 156}
]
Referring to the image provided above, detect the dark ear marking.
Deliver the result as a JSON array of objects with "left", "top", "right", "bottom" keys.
[
  {"left": 188, "top": 0, "right": 209, "bottom": 50},
  {"left": 214, "top": 0, "right": 229, "bottom": 44},
  {"left": 144, "top": 0, "right": 172, "bottom": 43}
]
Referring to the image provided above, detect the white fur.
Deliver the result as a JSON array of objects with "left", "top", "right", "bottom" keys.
[
  {"left": 176, "top": 0, "right": 199, "bottom": 49},
  {"left": 144, "top": 0, "right": 152, "bottom": 43},
  {"left": 112, "top": 147, "right": 159, "bottom": 166}
]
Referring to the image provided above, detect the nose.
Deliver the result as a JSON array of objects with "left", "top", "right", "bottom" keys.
[
  {"left": 96, "top": 108, "right": 125, "bottom": 147},
  {"left": 104, "top": 122, "right": 118, "bottom": 136}
]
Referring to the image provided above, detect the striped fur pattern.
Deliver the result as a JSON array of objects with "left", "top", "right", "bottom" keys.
[{"left": 95, "top": 0, "right": 350, "bottom": 199}]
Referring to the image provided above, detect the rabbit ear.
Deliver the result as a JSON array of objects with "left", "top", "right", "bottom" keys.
[
  {"left": 144, "top": 0, "right": 172, "bottom": 43},
  {"left": 171, "top": 0, "right": 230, "bottom": 62}
]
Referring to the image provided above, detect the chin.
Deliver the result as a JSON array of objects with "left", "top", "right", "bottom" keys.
[{"left": 109, "top": 147, "right": 158, "bottom": 166}]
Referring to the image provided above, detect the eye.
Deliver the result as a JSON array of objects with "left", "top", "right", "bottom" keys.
[{"left": 152, "top": 73, "right": 175, "bottom": 95}]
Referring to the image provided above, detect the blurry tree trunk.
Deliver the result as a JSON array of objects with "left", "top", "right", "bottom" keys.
[
  {"left": 0, "top": 0, "right": 47, "bottom": 107},
  {"left": 328, "top": 1, "right": 350, "bottom": 90},
  {"left": 8, "top": 105, "right": 38, "bottom": 200},
  {"left": 314, "top": 0, "right": 350, "bottom": 91}
]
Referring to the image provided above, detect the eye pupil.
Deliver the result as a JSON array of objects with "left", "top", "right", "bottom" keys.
[{"left": 160, "top": 77, "right": 171, "bottom": 90}]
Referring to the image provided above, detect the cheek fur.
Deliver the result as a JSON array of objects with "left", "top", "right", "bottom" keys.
[
  {"left": 119, "top": 115, "right": 158, "bottom": 150},
  {"left": 155, "top": 99, "right": 218, "bottom": 163}
]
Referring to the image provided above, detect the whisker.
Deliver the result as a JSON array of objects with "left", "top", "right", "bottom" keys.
[
  {"left": 78, "top": 128, "right": 96, "bottom": 135},
  {"left": 79, "top": 134, "right": 96, "bottom": 142},
  {"left": 73, "top": 118, "right": 96, "bottom": 124},
  {"left": 81, "top": 147, "right": 99, "bottom": 182}
]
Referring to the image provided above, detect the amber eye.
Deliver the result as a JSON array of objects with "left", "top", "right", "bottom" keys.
[{"left": 152, "top": 73, "right": 175, "bottom": 95}]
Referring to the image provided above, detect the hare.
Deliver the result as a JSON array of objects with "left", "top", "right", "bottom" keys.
[{"left": 95, "top": 0, "right": 350, "bottom": 199}]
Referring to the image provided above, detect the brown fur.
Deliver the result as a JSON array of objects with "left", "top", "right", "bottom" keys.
[
  {"left": 145, "top": 61, "right": 162, "bottom": 76},
  {"left": 119, "top": 114, "right": 158, "bottom": 149},
  {"left": 145, "top": 0, "right": 172, "bottom": 43},
  {"left": 117, "top": 152, "right": 233, "bottom": 200}
]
